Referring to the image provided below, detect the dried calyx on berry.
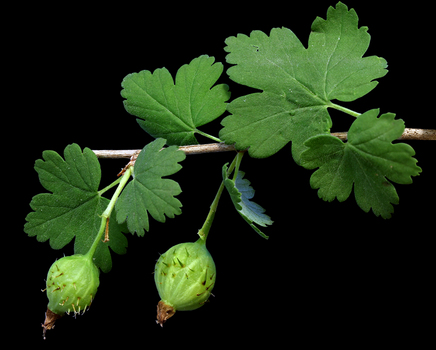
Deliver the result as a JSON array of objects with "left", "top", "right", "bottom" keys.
[
  {"left": 154, "top": 238, "right": 216, "bottom": 326},
  {"left": 42, "top": 253, "right": 100, "bottom": 339}
]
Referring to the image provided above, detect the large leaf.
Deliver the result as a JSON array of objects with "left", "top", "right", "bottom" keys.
[{"left": 219, "top": 2, "right": 387, "bottom": 161}]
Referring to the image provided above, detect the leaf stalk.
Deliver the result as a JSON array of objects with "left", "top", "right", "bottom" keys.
[
  {"left": 195, "top": 129, "right": 223, "bottom": 143},
  {"left": 98, "top": 177, "right": 122, "bottom": 196},
  {"left": 329, "top": 103, "right": 361, "bottom": 117}
]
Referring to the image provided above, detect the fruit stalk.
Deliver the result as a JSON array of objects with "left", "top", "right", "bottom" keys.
[
  {"left": 154, "top": 152, "right": 244, "bottom": 326},
  {"left": 198, "top": 151, "right": 243, "bottom": 241},
  {"left": 42, "top": 166, "right": 133, "bottom": 338},
  {"left": 89, "top": 166, "right": 133, "bottom": 256}
]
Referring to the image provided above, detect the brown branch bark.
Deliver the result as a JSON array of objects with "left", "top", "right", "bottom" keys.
[
  {"left": 92, "top": 128, "right": 435, "bottom": 159},
  {"left": 331, "top": 128, "right": 436, "bottom": 141},
  {"left": 92, "top": 143, "right": 237, "bottom": 158}
]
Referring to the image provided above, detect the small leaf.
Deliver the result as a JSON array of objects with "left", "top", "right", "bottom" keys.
[
  {"left": 121, "top": 55, "right": 230, "bottom": 145},
  {"left": 115, "top": 138, "right": 186, "bottom": 236},
  {"left": 24, "top": 144, "right": 127, "bottom": 272},
  {"left": 222, "top": 164, "right": 272, "bottom": 239},
  {"left": 300, "top": 109, "right": 422, "bottom": 218}
]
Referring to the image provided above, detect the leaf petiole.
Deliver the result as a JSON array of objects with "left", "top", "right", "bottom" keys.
[
  {"left": 329, "top": 103, "right": 361, "bottom": 118},
  {"left": 86, "top": 166, "right": 133, "bottom": 259},
  {"left": 98, "top": 177, "right": 122, "bottom": 196},
  {"left": 195, "top": 129, "right": 223, "bottom": 143}
]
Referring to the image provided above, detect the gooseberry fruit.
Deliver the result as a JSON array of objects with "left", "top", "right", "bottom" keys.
[
  {"left": 154, "top": 238, "right": 216, "bottom": 326},
  {"left": 42, "top": 254, "right": 100, "bottom": 338}
]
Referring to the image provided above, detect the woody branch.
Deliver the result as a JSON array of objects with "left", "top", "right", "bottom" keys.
[{"left": 92, "top": 128, "right": 435, "bottom": 160}]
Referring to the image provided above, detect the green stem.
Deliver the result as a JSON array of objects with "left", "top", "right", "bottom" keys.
[
  {"left": 85, "top": 167, "right": 133, "bottom": 260},
  {"left": 197, "top": 152, "right": 242, "bottom": 242},
  {"left": 98, "top": 177, "right": 122, "bottom": 196},
  {"left": 329, "top": 103, "right": 361, "bottom": 118},
  {"left": 195, "top": 129, "right": 223, "bottom": 143},
  {"left": 197, "top": 182, "right": 225, "bottom": 243},
  {"left": 231, "top": 151, "right": 245, "bottom": 181}
]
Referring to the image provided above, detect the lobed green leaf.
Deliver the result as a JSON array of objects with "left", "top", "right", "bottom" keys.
[
  {"left": 24, "top": 144, "right": 128, "bottom": 272},
  {"left": 121, "top": 55, "right": 230, "bottom": 145},
  {"left": 222, "top": 164, "right": 272, "bottom": 239},
  {"left": 115, "top": 138, "right": 186, "bottom": 236},
  {"left": 219, "top": 2, "right": 387, "bottom": 162},
  {"left": 300, "top": 109, "right": 422, "bottom": 218}
]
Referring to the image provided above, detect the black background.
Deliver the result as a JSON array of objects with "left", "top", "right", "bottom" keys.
[{"left": 13, "top": 1, "right": 434, "bottom": 346}]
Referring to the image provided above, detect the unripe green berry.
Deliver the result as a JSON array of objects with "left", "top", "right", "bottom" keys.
[
  {"left": 46, "top": 254, "right": 100, "bottom": 315},
  {"left": 42, "top": 254, "right": 100, "bottom": 337},
  {"left": 154, "top": 239, "right": 216, "bottom": 326}
]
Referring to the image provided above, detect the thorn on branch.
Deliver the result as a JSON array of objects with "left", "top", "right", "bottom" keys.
[{"left": 117, "top": 150, "right": 141, "bottom": 176}]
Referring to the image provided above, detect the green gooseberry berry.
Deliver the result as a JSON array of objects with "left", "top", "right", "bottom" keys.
[
  {"left": 154, "top": 239, "right": 216, "bottom": 326},
  {"left": 42, "top": 254, "right": 100, "bottom": 338}
]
